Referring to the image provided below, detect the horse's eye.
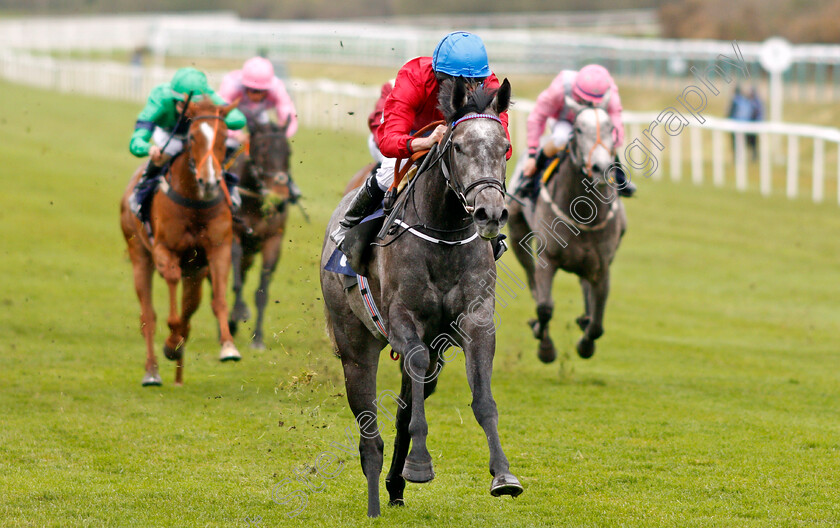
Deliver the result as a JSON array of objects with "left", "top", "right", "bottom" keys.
[
  {"left": 575, "top": 127, "right": 582, "bottom": 134},
  {"left": 453, "top": 143, "right": 462, "bottom": 153}
]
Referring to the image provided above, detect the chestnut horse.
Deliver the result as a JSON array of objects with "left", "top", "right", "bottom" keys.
[{"left": 120, "top": 98, "right": 242, "bottom": 386}]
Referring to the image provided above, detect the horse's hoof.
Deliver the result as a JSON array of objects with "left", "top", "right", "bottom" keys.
[
  {"left": 163, "top": 342, "right": 183, "bottom": 361},
  {"left": 527, "top": 319, "right": 541, "bottom": 339},
  {"left": 141, "top": 372, "right": 162, "bottom": 386},
  {"left": 250, "top": 340, "right": 266, "bottom": 351},
  {"left": 538, "top": 339, "right": 556, "bottom": 363},
  {"left": 228, "top": 319, "right": 238, "bottom": 337},
  {"left": 490, "top": 473, "right": 524, "bottom": 497},
  {"left": 576, "top": 337, "right": 596, "bottom": 359},
  {"left": 402, "top": 458, "right": 435, "bottom": 483},
  {"left": 219, "top": 341, "right": 241, "bottom": 362},
  {"left": 576, "top": 315, "right": 591, "bottom": 332}
]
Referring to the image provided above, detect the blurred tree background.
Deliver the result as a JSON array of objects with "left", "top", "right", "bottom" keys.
[{"left": 1, "top": 0, "right": 838, "bottom": 43}]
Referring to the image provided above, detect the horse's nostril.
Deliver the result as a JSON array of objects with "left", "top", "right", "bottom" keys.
[
  {"left": 592, "top": 164, "right": 602, "bottom": 174},
  {"left": 474, "top": 207, "right": 489, "bottom": 223},
  {"left": 499, "top": 208, "right": 509, "bottom": 225}
]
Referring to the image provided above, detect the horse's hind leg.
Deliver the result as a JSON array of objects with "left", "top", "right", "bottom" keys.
[
  {"left": 252, "top": 235, "right": 282, "bottom": 350},
  {"left": 130, "top": 248, "right": 160, "bottom": 386},
  {"left": 228, "top": 239, "right": 250, "bottom": 336},
  {"left": 577, "top": 272, "right": 609, "bottom": 359},
  {"left": 332, "top": 313, "right": 386, "bottom": 517},
  {"left": 385, "top": 355, "right": 441, "bottom": 506},
  {"left": 531, "top": 263, "right": 559, "bottom": 363}
]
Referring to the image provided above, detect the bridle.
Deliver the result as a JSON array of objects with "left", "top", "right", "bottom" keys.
[
  {"left": 184, "top": 113, "right": 227, "bottom": 178},
  {"left": 438, "top": 113, "right": 507, "bottom": 214},
  {"left": 568, "top": 107, "right": 615, "bottom": 178},
  {"left": 241, "top": 129, "right": 291, "bottom": 200}
]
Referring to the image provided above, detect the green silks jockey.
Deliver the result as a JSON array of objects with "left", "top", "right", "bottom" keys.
[{"left": 128, "top": 67, "right": 247, "bottom": 221}]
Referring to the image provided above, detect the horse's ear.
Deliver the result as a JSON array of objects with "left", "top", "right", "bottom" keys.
[
  {"left": 221, "top": 97, "right": 240, "bottom": 117},
  {"left": 494, "top": 78, "right": 511, "bottom": 115},
  {"left": 565, "top": 95, "right": 584, "bottom": 115},
  {"left": 184, "top": 101, "right": 198, "bottom": 119},
  {"left": 452, "top": 76, "right": 467, "bottom": 113}
]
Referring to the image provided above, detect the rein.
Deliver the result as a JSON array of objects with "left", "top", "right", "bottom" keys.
[
  {"left": 375, "top": 112, "right": 506, "bottom": 247},
  {"left": 439, "top": 113, "right": 506, "bottom": 214}
]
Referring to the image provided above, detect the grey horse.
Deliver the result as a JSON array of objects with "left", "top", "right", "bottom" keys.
[
  {"left": 507, "top": 95, "right": 627, "bottom": 362},
  {"left": 319, "top": 78, "right": 523, "bottom": 517}
]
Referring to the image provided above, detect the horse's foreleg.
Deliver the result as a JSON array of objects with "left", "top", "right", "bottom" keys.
[
  {"left": 229, "top": 239, "right": 248, "bottom": 335},
  {"left": 173, "top": 270, "right": 205, "bottom": 385},
  {"left": 153, "top": 245, "right": 185, "bottom": 361},
  {"left": 507, "top": 205, "right": 537, "bottom": 297},
  {"left": 252, "top": 235, "right": 282, "bottom": 349},
  {"left": 578, "top": 271, "right": 609, "bottom": 359},
  {"left": 385, "top": 354, "right": 441, "bottom": 506},
  {"left": 460, "top": 308, "right": 523, "bottom": 498},
  {"left": 576, "top": 277, "right": 593, "bottom": 331},
  {"left": 207, "top": 243, "right": 240, "bottom": 362},
  {"left": 388, "top": 306, "right": 434, "bottom": 484},
  {"left": 130, "top": 248, "right": 159, "bottom": 386},
  {"left": 531, "top": 262, "right": 559, "bottom": 363}
]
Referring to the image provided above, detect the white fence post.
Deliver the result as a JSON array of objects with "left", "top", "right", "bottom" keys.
[
  {"left": 691, "top": 125, "right": 703, "bottom": 185},
  {"left": 813, "top": 138, "right": 824, "bottom": 203},
  {"left": 787, "top": 135, "right": 799, "bottom": 199},
  {"left": 760, "top": 132, "right": 771, "bottom": 196},
  {"left": 713, "top": 129, "right": 725, "bottom": 187},
  {"left": 735, "top": 133, "right": 748, "bottom": 191},
  {"left": 670, "top": 131, "right": 681, "bottom": 182}
]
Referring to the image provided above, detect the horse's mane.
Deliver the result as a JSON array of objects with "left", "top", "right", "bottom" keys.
[{"left": 437, "top": 79, "right": 498, "bottom": 123}]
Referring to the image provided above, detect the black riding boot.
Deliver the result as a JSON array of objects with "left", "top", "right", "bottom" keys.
[
  {"left": 612, "top": 156, "right": 636, "bottom": 198},
  {"left": 330, "top": 173, "right": 385, "bottom": 247},
  {"left": 130, "top": 161, "right": 166, "bottom": 221}
]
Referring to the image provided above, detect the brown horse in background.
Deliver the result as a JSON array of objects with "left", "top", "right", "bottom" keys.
[
  {"left": 227, "top": 120, "right": 293, "bottom": 349},
  {"left": 120, "top": 98, "right": 242, "bottom": 386}
]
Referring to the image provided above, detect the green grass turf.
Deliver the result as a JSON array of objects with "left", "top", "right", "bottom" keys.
[{"left": 1, "top": 78, "right": 839, "bottom": 527}]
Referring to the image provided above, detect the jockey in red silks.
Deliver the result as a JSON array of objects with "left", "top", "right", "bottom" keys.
[
  {"left": 367, "top": 79, "right": 394, "bottom": 164},
  {"left": 517, "top": 64, "right": 636, "bottom": 199},
  {"left": 219, "top": 56, "right": 302, "bottom": 201},
  {"left": 331, "top": 31, "right": 512, "bottom": 259}
]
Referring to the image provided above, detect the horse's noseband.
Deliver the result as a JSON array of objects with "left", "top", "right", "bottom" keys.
[{"left": 439, "top": 113, "right": 506, "bottom": 213}]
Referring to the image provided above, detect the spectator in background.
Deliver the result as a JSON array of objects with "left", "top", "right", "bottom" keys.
[
  {"left": 727, "top": 85, "right": 756, "bottom": 161},
  {"left": 747, "top": 86, "right": 764, "bottom": 161}
]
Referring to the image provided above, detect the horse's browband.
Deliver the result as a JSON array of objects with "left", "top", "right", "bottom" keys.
[{"left": 452, "top": 113, "right": 502, "bottom": 128}]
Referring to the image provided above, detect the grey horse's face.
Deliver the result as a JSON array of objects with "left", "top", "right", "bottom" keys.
[
  {"left": 443, "top": 78, "right": 512, "bottom": 240},
  {"left": 565, "top": 96, "right": 616, "bottom": 187},
  {"left": 450, "top": 118, "right": 510, "bottom": 239}
]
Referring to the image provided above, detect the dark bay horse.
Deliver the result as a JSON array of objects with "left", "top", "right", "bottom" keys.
[
  {"left": 507, "top": 96, "right": 627, "bottom": 362},
  {"left": 227, "top": 120, "right": 292, "bottom": 349},
  {"left": 120, "top": 98, "right": 242, "bottom": 386},
  {"left": 320, "top": 78, "right": 522, "bottom": 517}
]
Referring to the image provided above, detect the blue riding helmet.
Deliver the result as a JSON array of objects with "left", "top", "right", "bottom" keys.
[{"left": 432, "top": 31, "right": 491, "bottom": 78}]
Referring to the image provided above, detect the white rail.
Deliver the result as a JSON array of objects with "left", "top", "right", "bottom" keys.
[
  {"left": 2, "top": 14, "right": 840, "bottom": 102},
  {"left": 1, "top": 50, "right": 838, "bottom": 205}
]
